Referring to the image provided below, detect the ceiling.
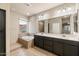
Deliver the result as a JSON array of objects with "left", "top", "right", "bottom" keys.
[{"left": 11, "top": 3, "right": 63, "bottom": 16}]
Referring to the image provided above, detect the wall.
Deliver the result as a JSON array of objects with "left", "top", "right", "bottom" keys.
[
  {"left": 29, "top": 16, "right": 38, "bottom": 33},
  {"left": 10, "top": 11, "right": 28, "bottom": 45},
  {"left": 0, "top": 3, "right": 10, "bottom": 55}
]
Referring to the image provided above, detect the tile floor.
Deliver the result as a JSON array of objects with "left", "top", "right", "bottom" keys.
[{"left": 10, "top": 43, "right": 56, "bottom": 56}]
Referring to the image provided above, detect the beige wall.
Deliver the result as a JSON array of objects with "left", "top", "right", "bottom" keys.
[
  {"left": 10, "top": 11, "right": 28, "bottom": 45},
  {"left": 0, "top": 3, "right": 10, "bottom": 55},
  {"left": 29, "top": 16, "right": 38, "bottom": 33}
]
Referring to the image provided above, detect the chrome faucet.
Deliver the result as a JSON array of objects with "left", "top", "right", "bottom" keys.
[{"left": 62, "top": 34, "right": 66, "bottom": 37}]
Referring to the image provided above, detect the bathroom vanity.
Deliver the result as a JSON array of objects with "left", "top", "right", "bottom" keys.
[{"left": 34, "top": 34, "right": 79, "bottom": 56}]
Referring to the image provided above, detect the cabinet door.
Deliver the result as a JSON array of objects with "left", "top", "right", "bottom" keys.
[
  {"left": 34, "top": 36, "right": 39, "bottom": 46},
  {"left": 53, "top": 41, "right": 63, "bottom": 56},
  {"left": 38, "top": 37, "right": 44, "bottom": 48},
  {"left": 34, "top": 36, "right": 44, "bottom": 48},
  {"left": 64, "top": 44, "right": 78, "bottom": 56},
  {"left": 44, "top": 38, "right": 53, "bottom": 52}
]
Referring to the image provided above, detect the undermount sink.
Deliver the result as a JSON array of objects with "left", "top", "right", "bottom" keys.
[{"left": 62, "top": 34, "right": 66, "bottom": 37}]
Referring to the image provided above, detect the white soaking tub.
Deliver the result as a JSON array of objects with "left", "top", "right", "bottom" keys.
[{"left": 21, "top": 36, "right": 34, "bottom": 41}]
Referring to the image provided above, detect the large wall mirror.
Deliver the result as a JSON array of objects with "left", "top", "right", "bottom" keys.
[{"left": 38, "top": 13, "right": 78, "bottom": 34}]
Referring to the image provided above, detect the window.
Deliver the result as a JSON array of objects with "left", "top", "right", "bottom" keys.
[{"left": 19, "top": 18, "right": 28, "bottom": 33}]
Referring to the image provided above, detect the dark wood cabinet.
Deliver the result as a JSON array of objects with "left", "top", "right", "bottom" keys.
[
  {"left": 34, "top": 36, "right": 39, "bottom": 46},
  {"left": 53, "top": 41, "right": 64, "bottom": 55},
  {"left": 34, "top": 35, "right": 79, "bottom": 56},
  {"left": 63, "top": 44, "right": 78, "bottom": 56},
  {"left": 44, "top": 38, "right": 53, "bottom": 52},
  {"left": 38, "top": 38, "right": 44, "bottom": 48},
  {"left": 34, "top": 36, "right": 44, "bottom": 49}
]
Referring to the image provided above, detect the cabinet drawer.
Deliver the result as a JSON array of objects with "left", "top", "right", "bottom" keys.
[{"left": 64, "top": 44, "right": 78, "bottom": 56}]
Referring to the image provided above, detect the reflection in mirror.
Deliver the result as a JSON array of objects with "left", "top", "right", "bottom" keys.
[
  {"left": 62, "top": 16, "right": 70, "bottom": 34},
  {"left": 48, "top": 21, "right": 50, "bottom": 33},
  {"left": 38, "top": 21, "right": 44, "bottom": 33},
  {"left": 48, "top": 18, "right": 61, "bottom": 34},
  {"left": 48, "top": 19, "right": 51, "bottom": 33},
  {"left": 74, "top": 14, "right": 78, "bottom": 32}
]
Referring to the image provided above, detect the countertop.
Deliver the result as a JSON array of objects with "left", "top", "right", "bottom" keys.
[{"left": 35, "top": 33, "right": 79, "bottom": 42}]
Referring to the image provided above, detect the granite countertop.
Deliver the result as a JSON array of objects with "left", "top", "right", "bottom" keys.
[{"left": 35, "top": 33, "right": 79, "bottom": 41}]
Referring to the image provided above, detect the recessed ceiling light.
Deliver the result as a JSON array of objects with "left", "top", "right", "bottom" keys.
[
  {"left": 24, "top": 3, "right": 32, "bottom": 6},
  {"left": 26, "top": 13, "right": 30, "bottom": 16}
]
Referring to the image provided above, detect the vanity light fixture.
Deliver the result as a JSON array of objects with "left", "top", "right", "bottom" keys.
[
  {"left": 62, "top": 8, "right": 66, "bottom": 12},
  {"left": 57, "top": 10, "right": 61, "bottom": 13},
  {"left": 67, "top": 7, "right": 72, "bottom": 11},
  {"left": 38, "top": 15, "right": 43, "bottom": 20}
]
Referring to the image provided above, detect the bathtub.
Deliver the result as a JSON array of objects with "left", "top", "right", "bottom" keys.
[
  {"left": 18, "top": 35, "right": 34, "bottom": 48},
  {"left": 21, "top": 36, "right": 34, "bottom": 41}
]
